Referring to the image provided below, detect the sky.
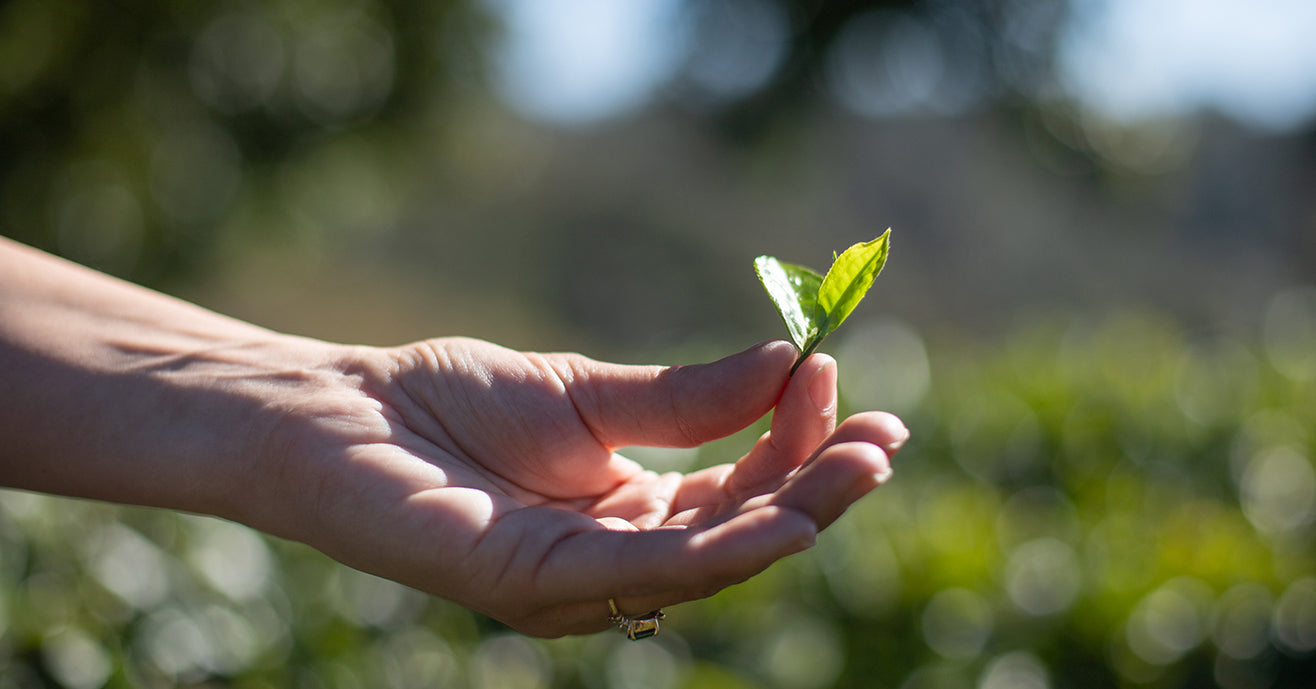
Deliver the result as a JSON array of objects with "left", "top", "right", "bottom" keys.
[
  {"left": 1059, "top": 0, "right": 1316, "bottom": 131},
  {"left": 481, "top": 0, "right": 1316, "bottom": 131},
  {"left": 482, "top": 0, "right": 687, "bottom": 124}
]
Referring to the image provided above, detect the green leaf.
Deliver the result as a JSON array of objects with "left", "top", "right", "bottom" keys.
[
  {"left": 815, "top": 229, "right": 890, "bottom": 337},
  {"left": 754, "top": 255, "right": 823, "bottom": 351},
  {"left": 754, "top": 229, "right": 892, "bottom": 375}
]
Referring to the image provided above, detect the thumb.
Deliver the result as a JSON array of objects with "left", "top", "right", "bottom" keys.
[{"left": 545, "top": 340, "right": 797, "bottom": 450}]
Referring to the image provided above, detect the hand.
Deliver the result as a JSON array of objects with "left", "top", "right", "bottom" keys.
[
  {"left": 0, "top": 238, "right": 906, "bottom": 638},
  {"left": 253, "top": 337, "right": 908, "bottom": 637}
]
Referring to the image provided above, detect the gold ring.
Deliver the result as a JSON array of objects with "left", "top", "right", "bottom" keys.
[{"left": 607, "top": 598, "right": 666, "bottom": 641}]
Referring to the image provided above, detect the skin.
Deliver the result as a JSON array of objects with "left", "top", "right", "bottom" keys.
[{"left": 0, "top": 236, "right": 908, "bottom": 638}]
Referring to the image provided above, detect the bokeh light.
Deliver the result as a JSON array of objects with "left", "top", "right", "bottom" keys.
[
  {"left": 1240, "top": 447, "right": 1316, "bottom": 538},
  {"left": 189, "top": 9, "right": 287, "bottom": 114},
  {"left": 604, "top": 634, "right": 686, "bottom": 689},
  {"left": 836, "top": 318, "right": 931, "bottom": 418},
  {"left": 762, "top": 611, "right": 845, "bottom": 689},
  {"left": 921, "top": 588, "right": 994, "bottom": 660},
  {"left": 1263, "top": 287, "right": 1316, "bottom": 382},
  {"left": 978, "top": 651, "right": 1050, "bottom": 689},
  {"left": 85, "top": 522, "right": 174, "bottom": 611},
  {"left": 378, "top": 627, "right": 461, "bottom": 688},
  {"left": 329, "top": 565, "right": 429, "bottom": 629},
  {"left": 1273, "top": 577, "right": 1316, "bottom": 655},
  {"left": 484, "top": 0, "right": 686, "bottom": 124},
  {"left": 1060, "top": 0, "right": 1316, "bottom": 130},
  {"left": 292, "top": 10, "right": 396, "bottom": 123},
  {"left": 49, "top": 161, "right": 145, "bottom": 275},
  {"left": 40, "top": 626, "right": 113, "bottom": 689},
  {"left": 1211, "top": 582, "right": 1274, "bottom": 661},
  {"left": 1004, "top": 537, "right": 1082, "bottom": 616},
  {"left": 470, "top": 633, "right": 552, "bottom": 689},
  {"left": 1123, "top": 577, "right": 1213, "bottom": 666},
  {"left": 149, "top": 120, "right": 244, "bottom": 227},
  {"left": 184, "top": 515, "right": 274, "bottom": 602},
  {"left": 678, "top": 0, "right": 790, "bottom": 104},
  {"left": 825, "top": 12, "right": 947, "bottom": 118}
]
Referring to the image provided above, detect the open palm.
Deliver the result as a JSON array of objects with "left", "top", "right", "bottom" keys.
[{"left": 267, "top": 338, "right": 906, "bottom": 638}]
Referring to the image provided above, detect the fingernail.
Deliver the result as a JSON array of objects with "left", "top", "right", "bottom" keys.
[
  {"left": 808, "top": 360, "right": 837, "bottom": 412},
  {"left": 885, "top": 427, "right": 910, "bottom": 453},
  {"left": 877, "top": 416, "right": 910, "bottom": 453}
]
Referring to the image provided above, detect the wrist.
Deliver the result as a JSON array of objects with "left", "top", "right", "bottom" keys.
[
  {"left": 214, "top": 341, "right": 400, "bottom": 544},
  {"left": 0, "top": 239, "right": 380, "bottom": 543},
  {"left": 151, "top": 336, "right": 371, "bottom": 531}
]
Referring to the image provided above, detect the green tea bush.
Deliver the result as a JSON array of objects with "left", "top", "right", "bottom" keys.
[{"left": 3, "top": 305, "right": 1315, "bottom": 688}]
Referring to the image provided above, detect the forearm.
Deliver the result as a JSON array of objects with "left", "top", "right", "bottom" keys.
[{"left": 0, "top": 237, "right": 326, "bottom": 519}]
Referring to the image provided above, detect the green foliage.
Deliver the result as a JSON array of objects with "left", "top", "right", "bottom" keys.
[
  {"left": 756, "top": 230, "right": 891, "bottom": 373},
  {"left": 3, "top": 309, "right": 1316, "bottom": 688},
  {"left": 0, "top": 0, "right": 487, "bottom": 284}
]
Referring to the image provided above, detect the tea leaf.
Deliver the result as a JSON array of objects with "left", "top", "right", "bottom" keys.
[
  {"left": 755, "top": 229, "right": 891, "bottom": 374},
  {"left": 816, "top": 229, "right": 890, "bottom": 336},
  {"left": 754, "top": 255, "right": 822, "bottom": 351}
]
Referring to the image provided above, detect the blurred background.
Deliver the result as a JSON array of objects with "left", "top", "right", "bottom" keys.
[{"left": 2, "top": 0, "right": 1316, "bottom": 687}]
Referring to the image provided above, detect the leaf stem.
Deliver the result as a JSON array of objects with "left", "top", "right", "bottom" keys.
[{"left": 789, "top": 338, "right": 823, "bottom": 376}]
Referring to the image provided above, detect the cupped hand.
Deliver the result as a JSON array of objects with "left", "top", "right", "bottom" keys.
[{"left": 258, "top": 338, "right": 907, "bottom": 638}]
